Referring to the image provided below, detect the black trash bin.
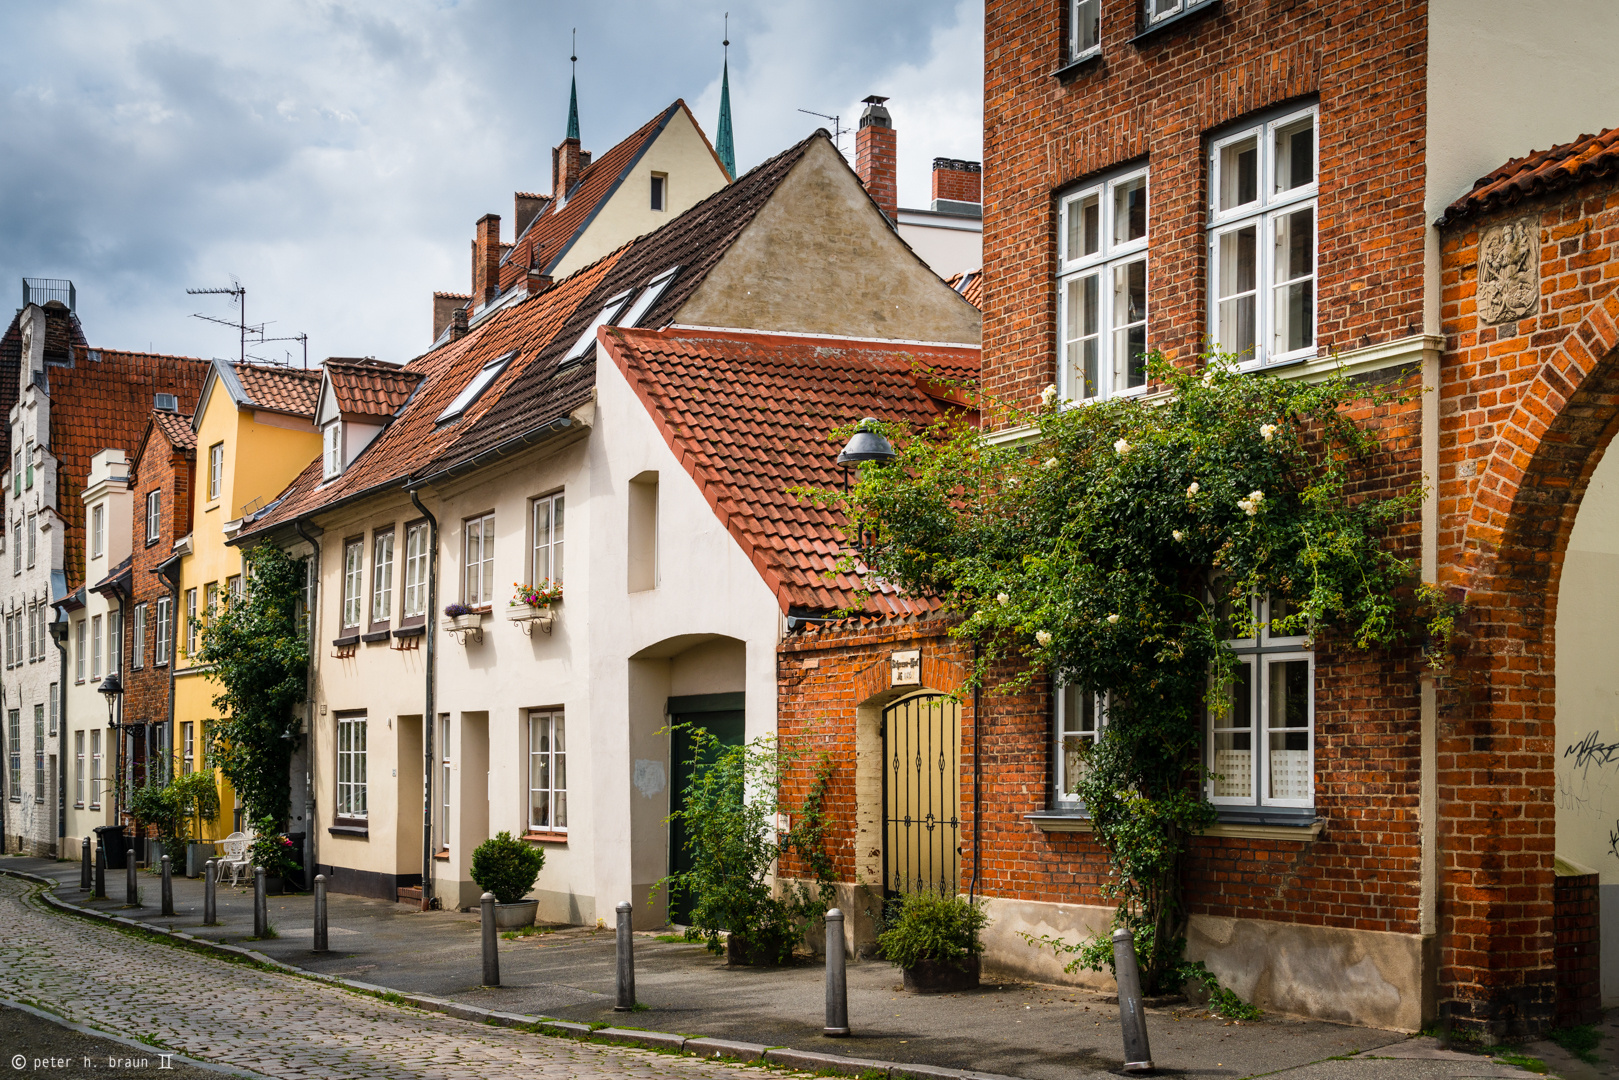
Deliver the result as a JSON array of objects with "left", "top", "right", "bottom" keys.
[
  {"left": 93, "top": 825, "right": 129, "bottom": 870},
  {"left": 284, "top": 832, "right": 308, "bottom": 891}
]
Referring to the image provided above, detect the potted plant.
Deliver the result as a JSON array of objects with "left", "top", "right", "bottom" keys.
[
  {"left": 470, "top": 831, "right": 546, "bottom": 928},
  {"left": 878, "top": 889, "right": 988, "bottom": 993},
  {"left": 507, "top": 581, "right": 562, "bottom": 635},
  {"left": 443, "top": 602, "right": 484, "bottom": 631},
  {"left": 248, "top": 817, "right": 299, "bottom": 894},
  {"left": 171, "top": 772, "right": 223, "bottom": 877}
]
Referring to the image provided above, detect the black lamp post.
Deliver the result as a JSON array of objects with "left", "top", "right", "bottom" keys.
[
  {"left": 99, "top": 673, "right": 124, "bottom": 826},
  {"left": 836, "top": 417, "right": 896, "bottom": 558}
]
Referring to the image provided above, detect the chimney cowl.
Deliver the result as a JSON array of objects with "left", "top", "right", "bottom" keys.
[{"left": 860, "top": 95, "right": 891, "bottom": 129}]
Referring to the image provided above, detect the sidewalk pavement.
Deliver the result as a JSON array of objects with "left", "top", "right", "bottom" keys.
[{"left": 8, "top": 855, "right": 1604, "bottom": 1080}]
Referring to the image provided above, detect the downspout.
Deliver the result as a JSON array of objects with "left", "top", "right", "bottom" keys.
[
  {"left": 969, "top": 640, "right": 982, "bottom": 904},
  {"left": 409, "top": 487, "right": 439, "bottom": 911},
  {"left": 53, "top": 608, "right": 68, "bottom": 850},
  {"left": 295, "top": 520, "right": 321, "bottom": 888}
]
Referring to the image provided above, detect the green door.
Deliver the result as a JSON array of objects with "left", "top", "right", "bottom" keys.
[{"left": 667, "top": 692, "right": 745, "bottom": 926}]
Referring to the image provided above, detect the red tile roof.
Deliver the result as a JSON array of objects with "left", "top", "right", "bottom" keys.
[
  {"left": 50, "top": 349, "right": 210, "bottom": 591},
  {"left": 325, "top": 360, "right": 423, "bottom": 419},
  {"left": 151, "top": 409, "right": 197, "bottom": 451},
  {"left": 1440, "top": 126, "right": 1619, "bottom": 225},
  {"left": 601, "top": 325, "right": 980, "bottom": 617},
  {"left": 945, "top": 269, "right": 983, "bottom": 309},
  {"left": 497, "top": 101, "right": 727, "bottom": 291},
  {"left": 233, "top": 362, "right": 322, "bottom": 417}
]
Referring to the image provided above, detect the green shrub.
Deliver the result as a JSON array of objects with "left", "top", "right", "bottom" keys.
[
  {"left": 248, "top": 817, "right": 298, "bottom": 878},
  {"left": 470, "top": 831, "right": 546, "bottom": 904},
  {"left": 877, "top": 889, "right": 987, "bottom": 971}
]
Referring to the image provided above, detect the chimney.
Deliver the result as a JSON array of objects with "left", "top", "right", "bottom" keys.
[
  {"left": 553, "top": 139, "right": 589, "bottom": 205},
  {"left": 526, "top": 267, "right": 554, "bottom": 296},
  {"left": 433, "top": 292, "right": 470, "bottom": 342},
  {"left": 514, "top": 192, "right": 548, "bottom": 238},
  {"left": 855, "top": 95, "right": 897, "bottom": 222},
  {"left": 930, "top": 158, "right": 982, "bottom": 214},
  {"left": 450, "top": 305, "right": 469, "bottom": 342},
  {"left": 472, "top": 213, "right": 501, "bottom": 306}
]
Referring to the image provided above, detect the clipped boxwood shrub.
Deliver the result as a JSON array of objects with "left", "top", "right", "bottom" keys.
[
  {"left": 470, "top": 831, "right": 546, "bottom": 905},
  {"left": 877, "top": 889, "right": 987, "bottom": 972}
]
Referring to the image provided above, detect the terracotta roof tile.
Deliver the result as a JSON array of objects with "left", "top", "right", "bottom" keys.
[
  {"left": 602, "top": 325, "right": 979, "bottom": 617},
  {"left": 1440, "top": 126, "right": 1619, "bottom": 225},
  {"left": 945, "top": 269, "right": 983, "bottom": 309},
  {"left": 151, "top": 409, "right": 197, "bottom": 451},
  {"left": 233, "top": 362, "right": 321, "bottom": 417},
  {"left": 325, "top": 360, "right": 423, "bottom": 419}
]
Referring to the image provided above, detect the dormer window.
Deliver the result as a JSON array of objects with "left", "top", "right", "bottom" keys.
[
  {"left": 616, "top": 267, "right": 681, "bottom": 330},
  {"left": 322, "top": 420, "right": 342, "bottom": 480},
  {"left": 437, "top": 351, "right": 516, "bottom": 423},
  {"left": 561, "top": 291, "right": 634, "bottom": 364}
]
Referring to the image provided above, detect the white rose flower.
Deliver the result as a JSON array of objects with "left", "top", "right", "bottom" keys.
[
  {"left": 1114, "top": 438, "right": 1131, "bottom": 456},
  {"left": 1260, "top": 423, "right": 1277, "bottom": 442},
  {"left": 1106, "top": 614, "right": 1120, "bottom": 625},
  {"left": 1044, "top": 457, "right": 1058, "bottom": 469},
  {"left": 1041, "top": 384, "right": 1059, "bottom": 406},
  {"left": 1238, "top": 489, "right": 1265, "bottom": 517},
  {"left": 1035, "top": 630, "right": 1053, "bottom": 647},
  {"left": 1187, "top": 481, "right": 1200, "bottom": 496},
  {"left": 997, "top": 592, "right": 1010, "bottom": 606},
  {"left": 1172, "top": 530, "right": 1184, "bottom": 542}
]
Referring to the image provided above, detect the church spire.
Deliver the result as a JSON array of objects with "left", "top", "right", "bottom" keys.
[
  {"left": 715, "top": 14, "right": 736, "bottom": 179},
  {"left": 566, "top": 30, "right": 580, "bottom": 142}
]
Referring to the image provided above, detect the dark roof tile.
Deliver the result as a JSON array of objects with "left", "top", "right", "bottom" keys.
[{"left": 1441, "top": 126, "right": 1619, "bottom": 225}]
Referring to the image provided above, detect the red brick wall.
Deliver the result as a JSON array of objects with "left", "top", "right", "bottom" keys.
[
  {"left": 125, "top": 429, "right": 193, "bottom": 731},
  {"left": 855, "top": 123, "right": 898, "bottom": 222},
  {"left": 1554, "top": 872, "right": 1601, "bottom": 1027},
  {"left": 932, "top": 160, "right": 982, "bottom": 206},
  {"left": 981, "top": 0, "right": 1429, "bottom": 414}
]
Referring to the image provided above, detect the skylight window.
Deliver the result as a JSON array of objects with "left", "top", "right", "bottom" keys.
[
  {"left": 615, "top": 266, "right": 682, "bottom": 330},
  {"left": 561, "top": 291, "right": 634, "bottom": 364},
  {"left": 437, "top": 351, "right": 516, "bottom": 423}
]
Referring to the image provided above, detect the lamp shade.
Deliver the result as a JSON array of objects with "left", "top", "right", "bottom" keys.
[
  {"left": 97, "top": 673, "right": 124, "bottom": 697},
  {"left": 837, "top": 418, "right": 896, "bottom": 467}
]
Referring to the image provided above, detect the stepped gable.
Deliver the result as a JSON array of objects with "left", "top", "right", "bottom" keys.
[
  {"left": 601, "top": 324, "right": 979, "bottom": 617},
  {"left": 1440, "top": 126, "right": 1619, "bottom": 225},
  {"left": 49, "top": 349, "right": 209, "bottom": 592},
  {"left": 325, "top": 359, "right": 423, "bottom": 418}
]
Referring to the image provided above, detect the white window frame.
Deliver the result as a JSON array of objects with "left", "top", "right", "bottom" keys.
[
  {"left": 527, "top": 708, "right": 567, "bottom": 832},
  {"left": 109, "top": 609, "right": 122, "bottom": 675},
  {"left": 185, "top": 588, "right": 198, "bottom": 657},
  {"left": 530, "top": 493, "right": 564, "bottom": 588},
  {"left": 26, "top": 602, "right": 36, "bottom": 663},
  {"left": 1145, "top": 0, "right": 1214, "bottom": 27},
  {"left": 91, "top": 505, "right": 104, "bottom": 560},
  {"left": 1207, "top": 595, "right": 1315, "bottom": 810},
  {"left": 614, "top": 267, "right": 681, "bottom": 330},
  {"left": 146, "top": 490, "right": 161, "bottom": 543},
  {"left": 208, "top": 442, "right": 224, "bottom": 501},
  {"left": 438, "top": 713, "right": 451, "bottom": 851},
  {"left": 155, "top": 597, "right": 171, "bottom": 667},
  {"left": 463, "top": 512, "right": 495, "bottom": 606},
  {"left": 1054, "top": 685, "right": 1106, "bottom": 808},
  {"left": 181, "top": 720, "right": 195, "bottom": 776},
  {"left": 91, "top": 614, "right": 102, "bottom": 681},
  {"left": 403, "top": 522, "right": 429, "bottom": 620},
  {"left": 322, "top": 420, "right": 342, "bottom": 480},
  {"left": 26, "top": 513, "right": 36, "bottom": 568},
  {"left": 74, "top": 730, "right": 84, "bottom": 806},
  {"left": 437, "top": 352, "right": 515, "bottom": 423},
  {"left": 6, "top": 709, "right": 18, "bottom": 800},
  {"left": 562, "top": 291, "right": 633, "bottom": 363},
  {"left": 75, "top": 620, "right": 86, "bottom": 682},
  {"left": 1069, "top": 0, "right": 1100, "bottom": 62},
  {"left": 335, "top": 712, "right": 368, "bottom": 820},
  {"left": 12, "top": 519, "right": 21, "bottom": 574},
  {"left": 341, "top": 539, "right": 364, "bottom": 630},
  {"left": 48, "top": 683, "right": 57, "bottom": 737},
  {"left": 370, "top": 528, "right": 394, "bottom": 627},
  {"left": 1208, "top": 103, "right": 1319, "bottom": 369},
  {"left": 90, "top": 728, "right": 102, "bottom": 809},
  {"left": 32, "top": 704, "right": 43, "bottom": 802},
  {"left": 1056, "top": 165, "right": 1150, "bottom": 403}
]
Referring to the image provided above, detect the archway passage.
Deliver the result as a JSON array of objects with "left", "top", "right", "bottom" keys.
[{"left": 882, "top": 692, "right": 962, "bottom": 897}]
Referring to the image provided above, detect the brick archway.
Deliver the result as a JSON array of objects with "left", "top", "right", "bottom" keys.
[{"left": 1440, "top": 293, "right": 1619, "bottom": 1036}]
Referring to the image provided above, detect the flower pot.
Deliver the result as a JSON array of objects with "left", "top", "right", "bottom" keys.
[
  {"left": 444, "top": 613, "right": 485, "bottom": 631},
  {"left": 487, "top": 899, "right": 539, "bottom": 929},
  {"left": 263, "top": 875, "right": 285, "bottom": 896},
  {"left": 186, "top": 842, "right": 217, "bottom": 878},
  {"left": 902, "top": 954, "right": 980, "bottom": 994}
]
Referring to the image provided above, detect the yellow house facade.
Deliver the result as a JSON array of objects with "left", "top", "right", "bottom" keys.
[{"left": 172, "top": 360, "right": 322, "bottom": 839}]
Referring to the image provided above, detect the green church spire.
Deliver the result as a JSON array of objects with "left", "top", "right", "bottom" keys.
[
  {"left": 715, "top": 17, "right": 735, "bottom": 179},
  {"left": 566, "top": 30, "right": 580, "bottom": 141}
]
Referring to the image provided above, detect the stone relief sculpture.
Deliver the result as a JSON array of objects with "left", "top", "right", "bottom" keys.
[{"left": 1477, "top": 218, "right": 1539, "bottom": 325}]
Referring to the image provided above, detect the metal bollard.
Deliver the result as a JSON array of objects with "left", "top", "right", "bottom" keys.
[
  {"left": 203, "top": 859, "right": 217, "bottom": 925},
  {"left": 480, "top": 892, "right": 500, "bottom": 986},
  {"left": 126, "top": 849, "right": 139, "bottom": 906},
  {"left": 160, "top": 855, "right": 174, "bottom": 916},
  {"left": 253, "top": 867, "right": 268, "bottom": 938},
  {"left": 80, "top": 837, "right": 91, "bottom": 890},
  {"left": 94, "top": 842, "right": 106, "bottom": 899},
  {"left": 824, "top": 908, "right": 850, "bottom": 1036},
  {"left": 313, "top": 874, "right": 328, "bottom": 953},
  {"left": 1112, "top": 927, "right": 1154, "bottom": 1073},
  {"left": 614, "top": 901, "right": 636, "bottom": 1010}
]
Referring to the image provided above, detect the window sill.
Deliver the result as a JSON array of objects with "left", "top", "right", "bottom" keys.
[
  {"left": 1130, "top": 0, "right": 1220, "bottom": 46},
  {"left": 1026, "top": 811, "right": 1093, "bottom": 833},
  {"left": 328, "top": 823, "right": 369, "bottom": 838},
  {"left": 360, "top": 630, "right": 391, "bottom": 644},
  {"left": 432, "top": 849, "right": 450, "bottom": 861},
  {"left": 392, "top": 625, "right": 425, "bottom": 639},
  {"left": 522, "top": 831, "right": 569, "bottom": 845},
  {"left": 1051, "top": 52, "right": 1102, "bottom": 83},
  {"left": 331, "top": 634, "right": 360, "bottom": 648},
  {"left": 1202, "top": 817, "right": 1321, "bottom": 841}
]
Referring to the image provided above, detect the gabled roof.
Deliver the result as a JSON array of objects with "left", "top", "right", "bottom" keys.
[
  {"left": 195, "top": 360, "right": 322, "bottom": 429},
  {"left": 236, "top": 133, "right": 826, "bottom": 545},
  {"left": 1440, "top": 126, "right": 1619, "bottom": 226},
  {"left": 324, "top": 360, "right": 423, "bottom": 420},
  {"left": 601, "top": 325, "right": 979, "bottom": 617},
  {"left": 497, "top": 100, "right": 727, "bottom": 290},
  {"left": 151, "top": 409, "right": 197, "bottom": 451}
]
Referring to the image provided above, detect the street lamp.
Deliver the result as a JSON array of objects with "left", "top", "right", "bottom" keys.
[
  {"left": 99, "top": 673, "right": 125, "bottom": 826},
  {"left": 836, "top": 417, "right": 896, "bottom": 558}
]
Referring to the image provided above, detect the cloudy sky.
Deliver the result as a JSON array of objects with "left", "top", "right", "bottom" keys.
[{"left": 0, "top": 1, "right": 982, "bottom": 366}]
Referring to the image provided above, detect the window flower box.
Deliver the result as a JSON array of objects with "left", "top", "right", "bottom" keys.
[
  {"left": 443, "top": 604, "right": 486, "bottom": 644},
  {"left": 507, "top": 582, "right": 561, "bottom": 636}
]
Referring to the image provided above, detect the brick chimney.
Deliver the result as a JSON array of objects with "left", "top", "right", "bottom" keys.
[
  {"left": 855, "top": 95, "right": 897, "bottom": 221},
  {"left": 552, "top": 140, "right": 593, "bottom": 206},
  {"left": 514, "top": 192, "right": 549, "bottom": 237},
  {"left": 450, "top": 305, "right": 469, "bottom": 342},
  {"left": 472, "top": 213, "right": 501, "bottom": 306},
  {"left": 930, "top": 158, "right": 982, "bottom": 212},
  {"left": 433, "top": 292, "right": 470, "bottom": 342}
]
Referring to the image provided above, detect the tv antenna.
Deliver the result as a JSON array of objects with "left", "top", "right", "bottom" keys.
[
  {"left": 797, "top": 108, "right": 848, "bottom": 155},
  {"left": 186, "top": 283, "right": 308, "bottom": 366}
]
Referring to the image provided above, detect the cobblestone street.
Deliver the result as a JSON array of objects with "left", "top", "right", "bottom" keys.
[{"left": 0, "top": 875, "right": 765, "bottom": 1080}]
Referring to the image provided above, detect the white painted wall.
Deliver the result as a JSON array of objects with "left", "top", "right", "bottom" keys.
[{"left": 897, "top": 211, "right": 982, "bottom": 279}]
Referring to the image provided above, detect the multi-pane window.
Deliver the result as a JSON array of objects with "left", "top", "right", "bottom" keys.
[
  {"left": 438, "top": 714, "right": 451, "bottom": 851},
  {"left": 75, "top": 620, "right": 86, "bottom": 682},
  {"left": 1057, "top": 166, "right": 1149, "bottom": 402},
  {"left": 336, "top": 712, "right": 368, "bottom": 820},
  {"left": 132, "top": 603, "right": 147, "bottom": 669},
  {"left": 26, "top": 602, "right": 36, "bottom": 663},
  {"left": 1209, "top": 105, "right": 1318, "bottom": 367},
  {"left": 48, "top": 683, "right": 57, "bottom": 737},
  {"left": 403, "top": 522, "right": 429, "bottom": 621},
  {"left": 109, "top": 610, "right": 122, "bottom": 675},
  {"left": 322, "top": 421, "right": 342, "bottom": 480},
  {"left": 90, "top": 614, "right": 102, "bottom": 680},
  {"left": 181, "top": 721, "right": 195, "bottom": 776},
  {"left": 33, "top": 705, "right": 44, "bottom": 802},
  {"left": 1207, "top": 595, "right": 1314, "bottom": 809},
  {"left": 91, "top": 504, "right": 104, "bottom": 560},
  {"left": 74, "top": 730, "right": 84, "bottom": 806},
  {"left": 464, "top": 512, "right": 495, "bottom": 606},
  {"left": 155, "top": 597, "right": 171, "bottom": 667},
  {"left": 12, "top": 519, "right": 20, "bottom": 574},
  {"left": 1069, "top": 0, "right": 1099, "bottom": 62},
  {"left": 7, "top": 709, "right": 20, "bottom": 800},
  {"left": 146, "top": 491, "right": 162, "bottom": 543},
  {"left": 208, "top": 442, "right": 224, "bottom": 501},
  {"left": 90, "top": 729, "right": 102, "bottom": 808},
  {"left": 24, "top": 440, "right": 33, "bottom": 489},
  {"left": 228, "top": 574, "right": 243, "bottom": 606},
  {"left": 1054, "top": 686, "right": 1105, "bottom": 807},
  {"left": 528, "top": 709, "right": 567, "bottom": 832},
  {"left": 371, "top": 528, "right": 395, "bottom": 627},
  {"left": 1145, "top": 0, "right": 1214, "bottom": 27},
  {"left": 185, "top": 589, "right": 198, "bottom": 656},
  {"left": 531, "top": 494, "right": 564, "bottom": 588},
  {"left": 26, "top": 513, "right": 36, "bottom": 567},
  {"left": 341, "top": 539, "right": 364, "bottom": 630}
]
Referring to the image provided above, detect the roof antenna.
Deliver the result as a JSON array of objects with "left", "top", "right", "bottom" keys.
[{"left": 797, "top": 108, "right": 848, "bottom": 155}]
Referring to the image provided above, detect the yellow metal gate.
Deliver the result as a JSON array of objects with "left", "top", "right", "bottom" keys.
[{"left": 882, "top": 692, "right": 961, "bottom": 896}]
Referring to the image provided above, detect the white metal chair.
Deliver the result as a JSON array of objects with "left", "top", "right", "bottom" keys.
[{"left": 218, "top": 831, "right": 253, "bottom": 887}]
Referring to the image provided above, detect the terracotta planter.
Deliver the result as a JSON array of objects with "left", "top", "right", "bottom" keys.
[
  {"left": 489, "top": 899, "right": 538, "bottom": 929},
  {"left": 902, "top": 954, "right": 980, "bottom": 994}
]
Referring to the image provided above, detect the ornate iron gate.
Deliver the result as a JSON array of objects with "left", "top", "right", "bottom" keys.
[{"left": 881, "top": 692, "right": 961, "bottom": 897}]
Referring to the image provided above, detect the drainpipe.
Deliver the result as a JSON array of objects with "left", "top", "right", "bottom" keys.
[
  {"left": 969, "top": 640, "right": 982, "bottom": 904},
  {"left": 52, "top": 606, "right": 68, "bottom": 850},
  {"left": 295, "top": 521, "right": 321, "bottom": 888},
  {"left": 409, "top": 487, "right": 439, "bottom": 911}
]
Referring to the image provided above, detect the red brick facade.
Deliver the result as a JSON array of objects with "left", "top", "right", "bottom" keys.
[
  {"left": 124, "top": 415, "right": 194, "bottom": 734},
  {"left": 931, "top": 160, "right": 982, "bottom": 206},
  {"left": 855, "top": 101, "right": 898, "bottom": 222}
]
